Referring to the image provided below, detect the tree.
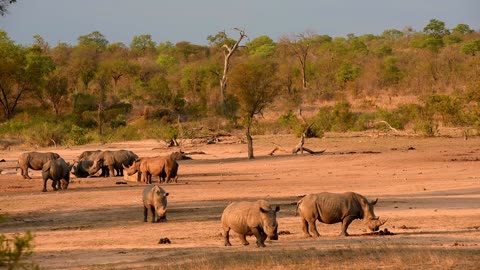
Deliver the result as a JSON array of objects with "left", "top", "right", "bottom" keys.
[
  {"left": 0, "top": 31, "right": 54, "bottom": 119},
  {"left": 452, "top": 24, "right": 474, "bottom": 35},
  {"left": 0, "top": 0, "right": 16, "bottom": 16},
  {"left": 219, "top": 28, "right": 248, "bottom": 103},
  {"left": 43, "top": 70, "right": 70, "bottom": 115},
  {"left": 423, "top": 19, "right": 450, "bottom": 39},
  {"left": 246, "top": 35, "right": 276, "bottom": 57},
  {"left": 230, "top": 58, "right": 279, "bottom": 159},
  {"left": 279, "top": 32, "right": 317, "bottom": 90},
  {"left": 77, "top": 31, "right": 109, "bottom": 51},
  {"left": 130, "top": 34, "right": 156, "bottom": 55}
]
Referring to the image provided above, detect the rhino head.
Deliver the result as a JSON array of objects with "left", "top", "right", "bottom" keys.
[
  {"left": 260, "top": 205, "right": 280, "bottom": 240},
  {"left": 123, "top": 159, "right": 140, "bottom": 176},
  {"left": 364, "top": 198, "right": 388, "bottom": 231},
  {"left": 153, "top": 185, "right": 169, "bottom": 222},
  {"left": 87, "top": 158, "right": 104, "bottom": 175}
]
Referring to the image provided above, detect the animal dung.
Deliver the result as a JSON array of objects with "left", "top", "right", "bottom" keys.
[
  {"left": 366, "top": 228, "right": 394, "bottom": 236},
  {"left": 278, "top": 230, "right": 291, "bottom": 235},
  {"left": 115, "top": 181, "right": 128, "bottom": 185},
  {"left": 158, "top": 237, "right": 171, "bottom": 244}
]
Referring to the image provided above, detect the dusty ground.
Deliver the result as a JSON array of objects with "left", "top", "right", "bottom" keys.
[{"left": 1, "top": 133, "right": 480, "bottom": 269}]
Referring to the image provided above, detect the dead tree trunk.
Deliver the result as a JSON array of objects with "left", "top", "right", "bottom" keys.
[{"left": 220, "top": 28, "right": 247, "bottom": 103}]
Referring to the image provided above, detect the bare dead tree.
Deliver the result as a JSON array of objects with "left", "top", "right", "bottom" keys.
[{"left": 220, "top": 28, "right": 248, "bottom": 102}]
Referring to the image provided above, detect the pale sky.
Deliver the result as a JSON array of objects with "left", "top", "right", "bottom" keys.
[{"left": 1, "top": 0, "right": 479, "bottom": 46}]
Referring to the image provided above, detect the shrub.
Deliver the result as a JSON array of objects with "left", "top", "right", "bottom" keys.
[{"left": 0, "top": 231, "right": 38, "bottom": 270}]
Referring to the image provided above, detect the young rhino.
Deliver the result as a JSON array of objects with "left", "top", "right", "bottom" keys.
[
  {"left": 143, "top": 185, "right": 169, "bottom": 223},
  {"left": 221, "top": 200, "right": 280, "bottom": 247}
]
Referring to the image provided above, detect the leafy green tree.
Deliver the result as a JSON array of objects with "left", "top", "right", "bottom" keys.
[
  {"left": 461, "top": 39, "right": 480, "bottom": 56},
  {"left": 423, "top": 19, "right": 450, "bottom": 38},
  {"left": 382, "top": 29, "right": 404, "bottom": 40},
  {"left": 130, "top": 34, "right": 157, "bottom": 55},
  {"left": 246, "top": 35, "right": 276, "bottom": 57},
  {"left": 70, "top": 42, "right": 99, "bottom": 91},
  {"left": 452, "top": 24, "right": 474, "bottom": 35},
  {"left": 230, "top": 58, "right": 279, "bottom": 159},
  {"left": 0, "top": 31, "right": 54, "bottom": 119},
  {"left": 43, "top": 69, "right": 70, "bottom": 115},
  {"left": 77, "top": 31, "right": 109, "bottom": 50},
  {"left": 380, "top": 56, "right": 402, "bottom": 87},
  {"left": 336, "top": 62, "right": 360, "bottom": 85},
  {"left": 207, "top": 30, "right": 236, "bottom": 48}
]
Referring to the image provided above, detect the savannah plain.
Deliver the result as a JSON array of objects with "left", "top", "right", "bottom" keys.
[{"left": 1, "top": 132, "right": 479, "bottom": 269}]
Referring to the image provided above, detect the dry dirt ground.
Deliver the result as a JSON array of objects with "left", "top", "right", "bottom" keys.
[{"left": 1, "top": 133, "right": 480, "bottom": 269}]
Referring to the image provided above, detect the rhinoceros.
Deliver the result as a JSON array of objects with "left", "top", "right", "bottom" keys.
[
  {"left": 221, "top": 200, "right": 280, "bottom": 247},
  {"left": 18, "top": 151, "right": 60, "bottom": 179},
  {"left": 87, "top": 150, "right": 138, "bottom": 177},
  {"left": 77, "top": 150, "right": 102, "bottom": 161},
  {"left": 124, "top": 153, "right": 179, "bottom": 184},
  {"left": 42, "top": 158, "right": 72, "bottom": 192},
  {"left": 143, "top": 185, "right": 169, "bottom": 223},
  {"left": 72, "top": 150, "right": 107, "bottom": 178},
  {"left": 296, "top": 192, "right": 387, "bottom": 237}
]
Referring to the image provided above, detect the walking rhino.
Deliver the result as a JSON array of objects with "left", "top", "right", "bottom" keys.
[
  {"left": 18, "top": 151, "right": 60, "bottom": 179},
  {"left": 143, "top": 185, "right": 169, "bottom": 223},
  {"left": 296, "top": 192, "right": 387, "bottom": 237},
  {"left": 221, "top": 200, "right": 280, "bottom": 247},
  {"left": 42, "top": 158, "right": 72, "bottom": 192}
]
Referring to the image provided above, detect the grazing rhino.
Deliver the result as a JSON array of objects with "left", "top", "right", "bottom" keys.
[
  {"left": 124, "top": 153, "right": 179, "bottom": 184},
  {"left": 296, "top": 192, "right": 387, "bottom": 237},
  {"left": 221, "top": 200, "right": 280, "bottom": 247},
  {"left": 42, "top": 158, "right": 72, "bottom": 192},
  {"left": 18, "top": 151, "right": 60, "bottom": 179},
  {"left": 143, "top": 185, "right": 169, "bottom": 223},
  {"left": 87, "top": 150, "right": 138, "bottom": 177}
]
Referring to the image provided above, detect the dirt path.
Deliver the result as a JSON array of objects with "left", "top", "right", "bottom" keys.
[{"left": 1, "top": 135, "right": 479, "bottom": 269}]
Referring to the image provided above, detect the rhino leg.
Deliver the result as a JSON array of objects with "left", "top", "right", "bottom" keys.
[
  {"left": 251, "top": 228, "right": 266, "bottom": 247},
  {"left": 42, "top": 178, "right": 48, "bottom": 192},
  {"left": 149, "top": 205, "right": 156, "bottom": 223},
  {"left": 307, "top": 219, "right": 320, "bottom": 237},
  {"left": 51, "top": 179, "right": 58, "bottom": 191},
  {"left": 222, "top": 227, "right": 232, "bottom": 246},
  {"left": 301, "top": 218, "right": 312, "bottom": 237},
  {"left": 238, "top": 234, "right": 249, "bottom": 246},
  {"left": 143, "top": 207, "right": 148, "bottom": 222},
  {"left": 340, "top": 216, "right": 355, "bottom": 236},
  {"left": 22, "top": 168, "right": 31, "bottom": 179}
]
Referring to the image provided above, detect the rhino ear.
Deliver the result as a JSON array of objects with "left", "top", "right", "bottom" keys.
[
  {"left": 165, "top": 192, "right": 169, "bottom": 197},
  {"left": 275, "top": 206, "right": 280, "bottom": 212},
  {"left": 370, "top": 198, "right": 378, "bottom": 205}
]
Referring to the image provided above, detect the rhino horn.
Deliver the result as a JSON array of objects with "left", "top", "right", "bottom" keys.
[
  {"left": 122, "top": 163, "right": 128, "bottom": 169},
  {"left": 379, "top": 218, "right": 388, "bottom": 226},
  {"left": 370, "top": 198, "right": 378, "bottom": 205}
]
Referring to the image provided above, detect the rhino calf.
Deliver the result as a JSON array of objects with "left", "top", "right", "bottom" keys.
[
  {"left": 42, "top": 158, "right": 72, "bottom": 192},
  {"left": 221, "top": 200, "right": 280, "bottom": 247},
  {"left": 297, "top": 192, "right": 387, "bottom": 237},
  {"left": 143, "top": 185, "right": 169, "bottom": 223}
]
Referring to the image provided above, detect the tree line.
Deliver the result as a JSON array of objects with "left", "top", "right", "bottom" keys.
[{"left": 1, "top": 19, "right": 480, "bottom": 148}]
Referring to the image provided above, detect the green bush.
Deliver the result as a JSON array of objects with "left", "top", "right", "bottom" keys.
[{"left": 0, "top": 231, "right": 38, "bottom": 270}]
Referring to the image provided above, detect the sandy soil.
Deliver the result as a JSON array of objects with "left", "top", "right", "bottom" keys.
[{"left": 1, "top": 133, "right": 479, "bottom": 269}]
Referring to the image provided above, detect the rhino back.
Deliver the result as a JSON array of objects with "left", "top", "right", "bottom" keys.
[{"left": 314, "top": 192, "right": 363, "bottom": 223}]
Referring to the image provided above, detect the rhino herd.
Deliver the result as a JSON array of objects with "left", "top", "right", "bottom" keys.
[{"left": 16, "top": 150, "right": 388, "bottom": 247}]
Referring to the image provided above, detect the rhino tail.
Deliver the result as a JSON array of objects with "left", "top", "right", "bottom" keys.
[{"left": 295, "top": 196, "right": 305, "bottom": 216}]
